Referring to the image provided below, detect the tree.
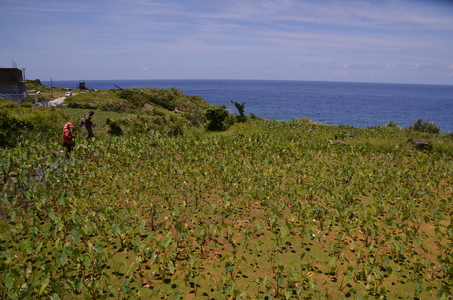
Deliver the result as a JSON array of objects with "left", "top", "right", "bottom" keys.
[
  {"left": 206, "top": 105, "right": 230, "bottom": 131},
  {"left": 231, "top": 101, "right": 246, "bottom": 122}
]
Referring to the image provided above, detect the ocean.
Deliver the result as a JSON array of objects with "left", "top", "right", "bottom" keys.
[{"left": 42, "top": 79, "right": 453, "bottom": 133}]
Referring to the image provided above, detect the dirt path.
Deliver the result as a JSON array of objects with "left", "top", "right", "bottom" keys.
[{"left": 48, "top": 96, "right": 65, "bottom": 106}]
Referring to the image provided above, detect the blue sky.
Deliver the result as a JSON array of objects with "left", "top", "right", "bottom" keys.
[{"left": 1, "top": 0, "right": 453, "bottom": 85}]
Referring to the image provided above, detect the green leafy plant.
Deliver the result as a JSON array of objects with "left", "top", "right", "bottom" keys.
[{"left": 408, "top": 118, "right": 440, "bottom": 134}]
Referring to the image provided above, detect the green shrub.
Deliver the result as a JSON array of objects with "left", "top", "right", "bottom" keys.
[
  {"left": 151, "top": 91, "right": 177, "bottom": 111},
  {"left": 0, "top": 98, "right": 18, "bottom": 109},
  {"left": 206, "top": 105, "right": 230, "bottom": 131},
  {"left": 68, "top": 102, "right": 98, "bottom": 110},
  {"left": 106, "top": 118, "right": 123, "bottom": 135},
  {"left": 383, "top": 120, "right": 399, "bottom": 128},
  {"left": 24, "top": 96, "right": 36, "bottom": 104},
  {"left": 153, "top": 110, "right": 166, "bottom": 116},
  {"left": 0, "top": 106, "right": 66, "bottom": 147},
  {"left": 433, "top": 141, "right": 453, "bottom": 155},
  {"left": 20, "top": 102, "right": 32, "bottom": 108},
  {"left": 408, "top": 118, "right": 440, "bottom": 134},
  {"left": 165, "top": 122, "right": 185, "bottom": 137},
  {"left": 116, "top": 114, "right": 186, "bottom": 137},
  {"left": 444, "top": 132, "right": 453, "bottom": 140},
  {"left": 118, "top": 89, "right": 135, "bottom": 101},
  {"left": 152, "top": 116, "right": 167, "bottom": 126},
  {"left": 181, "top": 112, "right": 207, "bottom": 126},
  {"left": 291, "top": 117, "right": 312, "bottom": 124},
  {"left": 249, "top": 113, "right": 262, "bottom": 120},
  {"left": 120, "top": 88, "right": 176, "bottom": 110},
  {"left": 225, "top": 114, "right": 236, "bottom": 129},
  {"left": 0, "top": 110, "right": 34, "bottom": 147},
  {"left": 102, "top": 102, "right": 128, "bottom": 112},
  {"left": 118, "top": 89, "right": 147, "bottom": 108}
]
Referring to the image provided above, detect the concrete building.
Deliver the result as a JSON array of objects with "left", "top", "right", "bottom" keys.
[{"left": 0, "top": 68, "right": 28, "bottom": 104}]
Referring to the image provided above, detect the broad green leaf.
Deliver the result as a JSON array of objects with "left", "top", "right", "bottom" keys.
[
  {"left": 39, "top": 275, "right": 50, "bottom": 295},
  {"left": 173, "top": 289, "right": 182, "bottom": 300},
  {"left": 277, "top": 272, "right": 285, "bottom": 286},
  {"left": 4, "top": 273, "right": 13, "bottom": 289},
  {"left": 168, "top": 260, "right": 175, "bottom": 274},
  {"left": 49, "top": 293, "right": 61, "bottom": 300},
  {"left": 70, "top": 230, "right": 80, "bottom": 244},
  {"left": 19, "top": 283, "right": 29, "bottom": 298}
]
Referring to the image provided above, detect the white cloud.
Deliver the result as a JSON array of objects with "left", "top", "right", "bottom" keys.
[{"left": 332, "top": 70, "right": 348, "bottom": 76}]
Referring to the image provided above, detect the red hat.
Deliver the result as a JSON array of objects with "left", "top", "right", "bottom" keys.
[{"left": 65, "top": 122, "right": 74, "bottom": 128}]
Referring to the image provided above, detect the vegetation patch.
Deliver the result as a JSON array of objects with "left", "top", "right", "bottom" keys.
[
  {"left": 1, "top": 83, "right": 453, "bottom": 299},
  {"left": 1, "top": 118, "right": 453, "bottom": 299}
]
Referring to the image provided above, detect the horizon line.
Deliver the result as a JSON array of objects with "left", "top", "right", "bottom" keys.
[{"left": 38, "top": 78, "right": 453, "bottom": 87}]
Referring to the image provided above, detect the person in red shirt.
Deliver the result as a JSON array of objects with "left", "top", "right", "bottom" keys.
[{"left": 62, "top": 122, "right": 74, "bottom": 156}]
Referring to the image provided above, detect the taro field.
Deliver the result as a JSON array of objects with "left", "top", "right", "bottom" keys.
[{"left": 1, "top": 120, "right": 453, "bottom": 299}]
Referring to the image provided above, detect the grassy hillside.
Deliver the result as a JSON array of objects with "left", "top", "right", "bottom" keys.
[
  {"left": 1, "top": 83, "right": 222, "bottom": 146},
  {"left": 64, "top": 88, "right": 210, "bottom": 114}
]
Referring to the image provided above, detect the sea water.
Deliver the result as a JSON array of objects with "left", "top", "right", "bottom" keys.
[{"left": 42, "top": 79, "right": 453, "bottom": 133}]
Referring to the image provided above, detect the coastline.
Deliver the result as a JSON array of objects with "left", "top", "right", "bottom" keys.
[{"left": 41, "top": 79, "right": 453, "bottom": 133}]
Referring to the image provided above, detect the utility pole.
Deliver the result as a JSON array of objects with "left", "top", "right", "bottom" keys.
[{"left": 51, "top": 78, "right": 53, "bottom": 97}]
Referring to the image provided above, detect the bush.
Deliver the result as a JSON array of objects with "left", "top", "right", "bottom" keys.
[
  {"left": 206, "top": 105, "right": 230, "bottom": 131},
  {"left": 120, "top": 89, "right": 176, "bottom": 110},
  {"left": 102, "top": 102, "right": 128, "bottom": 113},
  {"left": 0, "top": 105, "right": 67, "bottom": 147},
  {"left": 116, "top": 114, "right": 186, "bottom": 137},
  {"left": 153, "top": 110, "right": 165, "bottom": 116},
  {"left": 408, "top": 119, "right": 440, "bottom": 134},
  {"left": 106, "top": 118, "right": 123, "bottom": 135},
  {"left": 225, "top": 115, "right": 236, "bottom": 129},
  {"left": 249, "top": 113, "right": 262, "bottom": 120},
  {"left": 151, "top": 91, "right": 177, "bottom": 111},
  {"left": 444, "top": 132, "right": 453, "bottom": 140},
  {"left": 165, "top": 122, "right": 185, "bottom": 137},
  {"left": 20, "top": 103, "right": 32, "bottom": 108},
  {"left": 182, "top": 112, "right": 207, "bottom": 126},
  {"left": 24, "top": 96, "right": 36, "bottom": 104},
  {"left": 68, "top": 102, "right": 98, "bottom": 110},
  {"left": 383, "top": 121, "right": 399, "bottom": 128},
  {"left": 118, "top": 89, "right": 147, "bottom": 108},
  {"left": 118, "top": 89, "right": 135, "bottom": 101},
  {"left": 0, "top": 110, "right": 34, "bottom": 147},
  {"left": 291, "top": 117, "right": 312, "bottom": 124},
  {"left": 0, "top": 98, "right": 18, "bottom": 109}
]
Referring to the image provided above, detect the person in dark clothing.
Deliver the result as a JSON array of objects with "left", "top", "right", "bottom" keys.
[
  {"left": 62, "top": 122, "right": 74, "bottom": 156},
  {"left": 84, "top": 110, "right": 96, "bottom": 139}
]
